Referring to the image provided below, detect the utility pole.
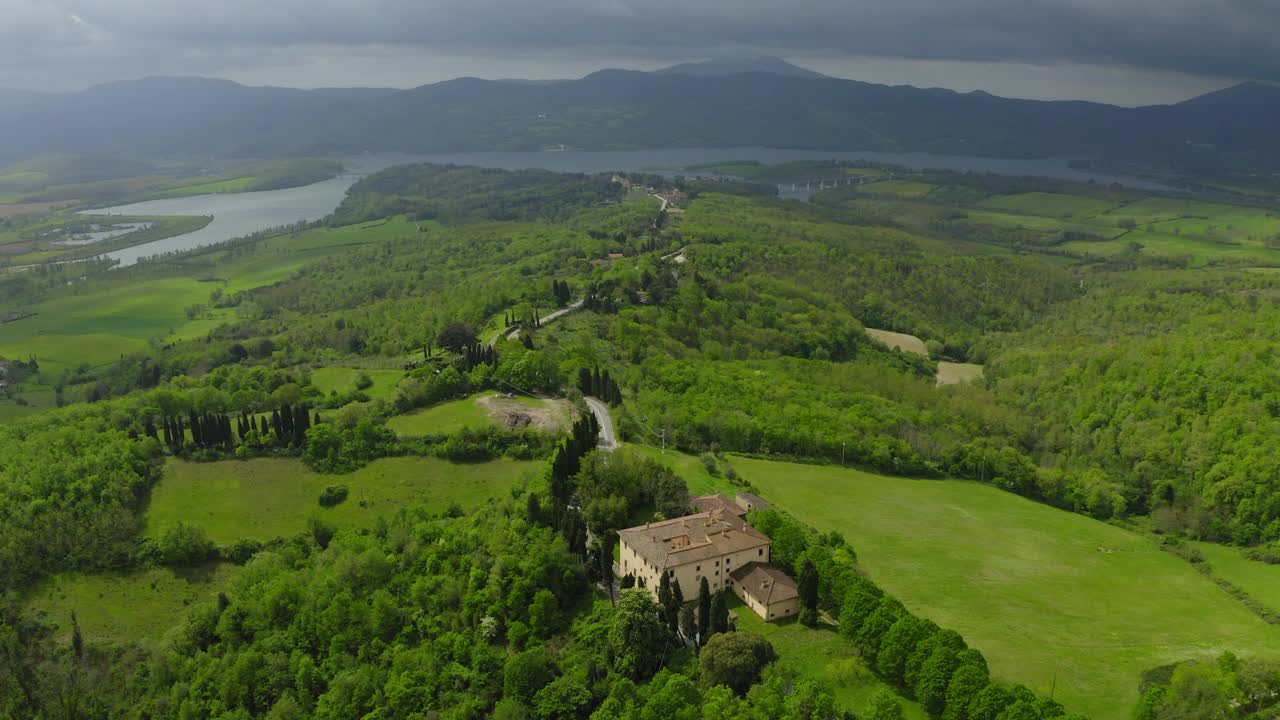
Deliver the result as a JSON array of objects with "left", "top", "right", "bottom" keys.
[{"left": 841, "top": 441, "right": 846, "bottom": 466}]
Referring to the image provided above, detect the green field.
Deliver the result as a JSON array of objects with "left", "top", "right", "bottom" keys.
[
  {"left": 310, "top": 367, "right": 404, "bottom": 401},
  {"left": 638, "top": 450, "right": 1280, "bottom": 720},
  {"left": 729, "top": 596, "right": 927, "bottom": 719},
  {"left": 387, "top": 394, "right": 497, "bottom": 436},
  {"left": 977, "top": 192, "right": 1123, "bottom": 218},
  {"left": 0, "top": 277, "right": 217, "bottom": 376},
  {"left": 860, "top": 181, "right": 936, "bottom": 198},
  {"left": 156, "top": 176, "right": 258, "bottom": 197},
  {"left": 1194, "top": 542, "right": 1280, "bottom": 614},
  {"left": 24, "top": 562, "right": 237, "bottom": 646},
  {"left": 147, "top": 456, "right": 540, "bottom": 543}
]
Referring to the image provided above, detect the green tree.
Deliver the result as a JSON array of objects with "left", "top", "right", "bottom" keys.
[
  {"left": 157, "top": 522, "right": 216, "bottom": 565},
  {"left": 504, "top": 648, "right": 554, "bottom": 706},
  {"left": 709, "top": 591, "right": 729, "bottom": 639},
  {"left": 944, "top": 663, "right": 990, "bottom": 720},
  {"left": 696, "top": 576, "right": 712, "bottom": 646},
  {"left": 798, "top": 558, "right": 819, "bottom": 626},
  {"left": 866, "top": 689, "right": 905, "bottom": 720},
  {"left": 533, "top": 675, "right": 592, "bottom": 720},
  {"left": 876, "top": 615, "right": 929, "bottom": 686},
  {"left": 437, "top": 322, "right": 478, "bottom": 353},
  {"left": 679, "top": 603, "right": 697, "bottom": 644},
  {"left": 529, "top": 589, "right": 560, "bottom": 639},
  {"left": 698, "top": 632, "right": 777, "bottom": 695},
  {"left": 609, "top": 591, "right": 668, "bottom": 680}
]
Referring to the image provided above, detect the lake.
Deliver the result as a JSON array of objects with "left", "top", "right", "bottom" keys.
[{"left": 88, "top": 148, "right": 1173, "bottom": 266}]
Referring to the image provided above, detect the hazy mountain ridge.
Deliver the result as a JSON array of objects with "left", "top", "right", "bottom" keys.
[{"left": 0, "top": 66, "right": 1272, "bottom": 173}]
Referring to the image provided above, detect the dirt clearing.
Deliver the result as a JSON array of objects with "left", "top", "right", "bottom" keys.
[
  {"left": 477, "top": 393, "right": 575, "bottom": 433},
  {"left": 936, "top": 362, "right": 984, "bottom": 386},
  {"left": 865, "top": 328, "right": 927, "bottom": 356}
]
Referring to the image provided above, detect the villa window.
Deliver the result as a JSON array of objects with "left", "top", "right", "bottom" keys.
[{"left": 758, "top": 549, "right": 763, "bottom": 557}]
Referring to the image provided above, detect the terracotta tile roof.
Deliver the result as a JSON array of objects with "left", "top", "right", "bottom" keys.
[
  {"left": 729, "top": 562, "right": 797, "bottom": 606},
  {"left": 618, "top": 509, "right": 770, "bottom": 570},
  {"left": 735, "top": 492, "right": 772, "bottom": 511},
  {"left": 691, "top": 493, "right": 746, "bottom": 516}
]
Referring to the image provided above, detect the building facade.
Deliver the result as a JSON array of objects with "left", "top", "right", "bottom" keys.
[{"left": 618, "top": 494, "right": 797, "bottom": 621}]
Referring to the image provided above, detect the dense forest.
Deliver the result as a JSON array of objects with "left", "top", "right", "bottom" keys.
[{"left": 4, "top": 162, "right": 1280, "bottom": 718}]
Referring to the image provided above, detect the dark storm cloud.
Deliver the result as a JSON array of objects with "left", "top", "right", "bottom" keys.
[{"left": 7, "top": 0, "right": 1280, "bottom": 88}]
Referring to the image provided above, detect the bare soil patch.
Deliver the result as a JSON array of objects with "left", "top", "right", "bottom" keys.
[
  {"left": 936, "top": 362, "right": 985, "bottom": 387},
  {"left": 477, "top": 393, "right": 574, "bottom": 433},
  {"left": 865, "top": 328, "right": 927, "bottom": 356},
  {"left": 0, "top": 201, "right": 78, "bottom": 218}
]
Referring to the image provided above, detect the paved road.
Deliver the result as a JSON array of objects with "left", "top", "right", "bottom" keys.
[
  {"left": 584, "top": 396, "right": 618, "bottom": 451},
  {"left": 489, "top": 299, "right": 584, "bottom": 347}
]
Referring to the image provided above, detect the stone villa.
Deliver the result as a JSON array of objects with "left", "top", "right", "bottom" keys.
[{"left": 617, "top": 493, "right": 799, "bottom": 621}]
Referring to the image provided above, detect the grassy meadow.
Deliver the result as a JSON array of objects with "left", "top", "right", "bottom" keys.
[
  {"left": 310, "top": 367, "right": 404, "bottom": 401},
  {"left": 147, "top": 456, "right": 539, "bottom": 543},
  {"left": 715, "top": 455, "right": 1280, "bottom": 720},
  {"left": 729, "top": 597, "right": 928, "bottom": 720},
  {"left": 386, "top": 393, "right": 499, "bottom": 436},
  {"left": 633, "top": 447, "right": 1279, "bottom": 720},
  {"left": 24, "top": 562, "right": 238, "bottom": 646},
  {"left": 1193, "top": 542, "right": 1280, "bottom": 615}
]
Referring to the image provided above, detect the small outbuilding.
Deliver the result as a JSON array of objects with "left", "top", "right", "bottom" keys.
[{"left": 729, "top": 562, "right": 799, "bottom": 621}]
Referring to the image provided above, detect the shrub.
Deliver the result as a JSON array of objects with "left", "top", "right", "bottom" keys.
[
  {"left": 701, "top": 452, "right": 720, "bottom": 476},
  {"left": 157, "top": 522, "right": 217, "bottom": 566},
  {"left": 318, "top": 484, "right": 350, "bottom": 507},
  {"left": 225, "top": 538, "right": 264, "bottom": 564}
]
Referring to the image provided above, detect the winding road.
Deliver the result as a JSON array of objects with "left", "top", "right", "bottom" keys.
[
  {"left": 488, "top": 299, "right": 584, "bottom": 347},
  {"left": 584, "top": 396, "right": 619, "bottom": 451}
]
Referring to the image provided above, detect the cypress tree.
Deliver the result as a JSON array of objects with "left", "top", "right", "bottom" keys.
[
  {"left": 710, "top": 591, "right": 729, "bottom": 636},
  {"left": 697, "top": 577, "right": 711, "bottom": 646}
]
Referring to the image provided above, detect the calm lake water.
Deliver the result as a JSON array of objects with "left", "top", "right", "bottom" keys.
[{"left": 89, "top": 148, "right": 1173, "bottom": 266}]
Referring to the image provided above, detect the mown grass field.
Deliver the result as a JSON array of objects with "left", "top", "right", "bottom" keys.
[
  {"left": 0, "top": 277, "right": 215, "bottom": 376},
  {"left": 156, "top": 176, "right": 257, "bottom": 197},
  {"left": 710, "top": 455, "right": 1280, "bottom": 720},
  {"left": 1193, "top": 542, "right": 1280, "bottom": 615},
  {"left": 147, "top": 456, "right": 539, "bottom": 543},
  {"left": 24, "top": 562, "right": 237, "bottom": 646},
  {"left": 729, "top": 596, "right": 927, "bottom": 719},
  {"left": 310, "top": 367, "right": 403, "bottom": 401},
  {"left": 860, "top": 181, "right": 936, "bottom": 198},
  {"left": 387, "top": 393, "right": 497, "bottom": 436},
  {"left": 977, "top": 192, "right": 1123, "bottom": 218}
]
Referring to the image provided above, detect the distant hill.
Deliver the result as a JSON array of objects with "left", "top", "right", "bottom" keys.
[
  {"left": 654, "top": 56, "right": 829, "bottom": 79},
  {"left": 0, "top": 71, "right": 1274, "bottom": 175},
  {"left": 1178, "top": 81, "right": 1280, "bottom": 108}
]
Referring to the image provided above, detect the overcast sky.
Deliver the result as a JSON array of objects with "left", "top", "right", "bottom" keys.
[{"left": 3, "top": 0, "right": 1275, "bottom": 105}]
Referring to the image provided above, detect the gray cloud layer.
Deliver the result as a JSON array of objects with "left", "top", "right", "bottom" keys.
[{"left": 4, "top": 0, "right": 1278, "bottom": 93}]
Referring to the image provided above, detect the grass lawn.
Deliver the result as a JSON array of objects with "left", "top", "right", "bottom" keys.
[
  {"left": 729, "top": 596, "right": 927, "bottom": 719},
  {"left": 977, "top": 192, "right": 1123, "bottom": 218},
  {"left": 147, "top": 455, "right": 539, "bottom": 543},
  {"left": 157, "top": 176, "right": 258, "bottom": 197},
  {"left": 24, "top": 562, "right": 237, "bottom": 646},
  {"left": 1194, "top": 542, "right": 1280, "bottom": 614},
  {"left": 310, "top": 367, "right": 403, "bottom": 401},
  {"left": 646, "top": 451, "right": 1280, "bottom": 720},
  {"left": 0, "top": 277, "right": 214, "bottom": 376},
  {"left": 387, "top": 393, "right": 497, "bottom": 436},
  {"left": 860, "top": 181, "right": 936, "bottom": 198}
]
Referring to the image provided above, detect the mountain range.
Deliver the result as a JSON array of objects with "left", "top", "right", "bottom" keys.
[{"left": 0, "top": 57, "right": 1276, "bottom": 175}]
